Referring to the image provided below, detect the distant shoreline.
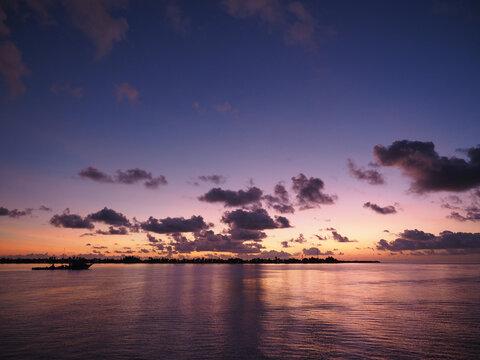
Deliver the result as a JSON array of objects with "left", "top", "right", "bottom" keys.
[{"left": 0, "top": 256, "right": 380, "bottom": 264}]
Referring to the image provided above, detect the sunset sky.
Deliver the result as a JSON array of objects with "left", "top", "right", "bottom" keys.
[{"left": 1, "top": 0, "right": 479, "bottom": 261}]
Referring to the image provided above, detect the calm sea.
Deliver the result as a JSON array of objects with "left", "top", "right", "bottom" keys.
[{"left": 1, "top": 263, "right": 479, "bottom": 359}]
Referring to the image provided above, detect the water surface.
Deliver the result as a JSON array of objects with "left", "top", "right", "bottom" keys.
[{"left": 1, "top": 263, "right": 479, "bottom": 359}]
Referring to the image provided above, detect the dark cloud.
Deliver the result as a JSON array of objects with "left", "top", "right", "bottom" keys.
[
  {"left": 78, "top": 167, "right": 113, "bottom": 183},
  {"left": 281, "top": 240, "right": 290, "bottom": 248},
  {"left": 291, "top": 173, "right": 336, "bottom": 209},
  {"left": 78, "top": 166, "right": 167, "bottom": 189},
  {"left": 376, "top": 229, "right": 480, "bottom": 253},
  {"left": 170, "top": 230, "right": 264, "bottom": 254},
  {"left": 96, "top": 226, "right": 128, "bottom": 235},
  {"left": 448, "top": 208, "right": 480, "bottom": 222},
  {"left": 331, "top": 231, "right": 357, "bottom": 243},
  {"left": 0, "top": 207, "right": 32, "bottom": 218},
  {"left": 228, "top": 228, "right": 267, "bottom": 241},
  {"left": 374, "top": 140, "right": 480, "bottom": 192},
  {"left": 264, "top": 183, "right": 295, "bottom": 214},
  {"left": 347, "top": 159, "right": 385, "bottom": 185},
  {"left": 141, "top": 215, "right": 211, "bottom": 234},
  {"left": 363, "top": 202, "right": 397, "bottom": 215},
  {"left": 251, "top": 250, "right": 292, "bottom": 259},
  {"left": 303, "top": 247, "right": 334, "bottom": 256},
  {"left": 87, "top": 207, "right": 130, "bottom": 227},
  {"left": 50, "top": 209, "right": 94, "bottom": 229},
  {"left": 146, "top": 233, "right": 161, "bottom": 243},
  {"left": 221, "top": 208, "right": 291, "bottom": 230},
  {"left": 290, "top": 233, "right": 306, "bottom": 243},
  {"left": 199, "top": 187, "right": 262, "bottom": 207},
  {"left": 198, "top": 175, "right": 226, "bottom": 185},
  {"left": 38, "top": 205, "right": 52, "bottom": 211}
]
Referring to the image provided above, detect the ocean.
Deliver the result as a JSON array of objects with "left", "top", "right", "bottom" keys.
[{"left": 1, "top": 263, "right": 479, "bottom": 359}]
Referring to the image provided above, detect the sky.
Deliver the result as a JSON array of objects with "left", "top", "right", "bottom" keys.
[{"left": 0, "top": 0, "right": 479, "bottom": 262}]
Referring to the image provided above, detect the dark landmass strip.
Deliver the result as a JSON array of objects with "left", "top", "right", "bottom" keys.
[{"left": 0, "top": 256, "right": 379, "bottom": 264}]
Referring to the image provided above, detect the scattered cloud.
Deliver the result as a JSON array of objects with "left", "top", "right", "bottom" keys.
[
  {"left": 0, "top": 206, "right": 32, "bottom": 218},
  {"left": 116, "top": 82, "right": 139, "bottom": 103},
  {"left": 302, "top": 247, "right": 333, "bottom": 256},
  {"left": 78, "top": 167, "right": 167, "bottom": 189},
  {"left": 64, "top": 0, "right": 129, "bottom": 60},
  {"left": 215, "top": 102, "right": 232, "bottom": 113},
  {"left": 374, "top": 140, "right": 480, "bottom": 192},
  {"left": 96, "top": 226, "right": 128, "bottom": 235},
  {"left": 228, "top": 228, "right": 266, "bottom": 241},
  {"left": 50, "top": 209, "right": 94, "bottom": 229},
  {"left": 141, "top": 215, "right": 211, "bottom": 234},
  {"left": 221, "top": 208, "right": 291, "bottom": 230},
  {"left": 166, "top": 1, "right": 190, "bottom": 36},
  {"left": 331, "top": 231, "right": 357, "bottom": 243},
  {"left": 376, "top": 229, "right": 480, "bottom": 254},
  {"left": 448, "top": 208, "right": 480, "bottom": 222},
  {"left": 197, "top": 174, "right": 226, "bottom": 185},
  {"left": 0, "top": 41, "right": 29, "bottom": 99},
  {"left": 199, "top": 187, "right": 262, "bottom": 207},
  {"left": 292, "top": 173, "right": 336, "bottom": 209},
  {"left": 264, "top": 183, "right": 295, "bottom": 214},
  {"left": 363, "top": 202, "right": 397, "bottom": 215},
  {"left": 284, "top": 2, "right": 315, "bottom": 47},
  {"left": 289, "top": 233, "right": 306, "bottom": 243},
  {"left": 221, "top": 0, "right": 282, "bottom": 24},
  {"left": 87, "top": 207, "right": 131, "bottom": 227},
  {"left": 347, "top": 159, "right": 385, "bottom": 185},
  {"left": 192, "top": 100, "right": 205, "bottom": 114}
]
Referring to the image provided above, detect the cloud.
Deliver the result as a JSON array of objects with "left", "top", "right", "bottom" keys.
[
  {"left": 141, "top": 215, "right": 211, "bottom": 234},
  {"left": 374, "top": 140, "right": 480, "bottom": 192},
  {"left": 116, "top": 82, "right": 139, "bottom": 103},
  {"left": 87, "top": 207, "right": 130, "bottom": 227},
  {"left": 192, "top": 101, "right": 205, "bottom": 114},
  {"left": 51, "top": 83, "right": 83, "bottom": 98},
  {"left": 315, "top": 234, "right": 326, "bottom": 241},
  {"left": 222, "top": 208, "right": 291, "bottom": 230},
  {"left": 284, "top": 2, "right": 315, "bottom": 46},
  {"left": 0, "top": 5, "right": 10, "bottom": 37},
  {"left": 169, "top": 230, "right": 264, "bottom": 254},
  {"left": 448, "top": 208, "right": 480, "bottom": 222},
  {"left": 199, "top": 187, "right": 262, "bottom": 207},
  {"left": 95, "top": 226, "right": 128, "bottom": 235},
  {"left": 264, "top": 183, "right": 295, "bottom": 214},
  {"left": 64, "top": 0, "right": 129, "bottom": 60},
  {"left": 198, "top": 174, "right": 226, "bottom": 185},
  {"left": 215, "top": 102, "right": 232, "bottom": 113},
  {"left": 290, "top": 233, "right": 306, "bottom": 243},
  {"left": 281, "top": 240, "right": 290, "bottom": 248},
  {"left": 228, "top": 228, "right": 267, "bottom": 241},
  {"left": 166, "top": 1, "right": 190, "bottom": 36},
  {"left": 0, "top": 41, "right": 29, "bottom": 99},
  {"left": 38, "top": 205, "right": 52, "bottom": 211},
  {"left": 78, "top": 166, "right": 114, "bottom": 183},
  {"left": 252, "top": 250, "right": 292, "bottom": 259},
  {"left": 78, "top": 167, "right": 167, "bottom": 189},
  {"left": 291, "top": 173, "right": 336, "bottom": 209},
  {"left": 50, "top": 209, "right": 94, "bottom": 229},
  {"left": 363, "top": 202, "right": 397, "bottom": 215},
  {"left": 221, "top": 0, "right": 282, "bottom": 24},
  {"left": 302, "top": 247, "right": 333, "bottom": 256},
  {"left": 376, "top": 229, "right": 480, "bottom": 253},
  {"left": 347, "top": 159, "right": 385, "bottom": 185},
  {"left": 0, "top": 207, "right": 32, "bottom": 218},
  {"left": 331, "top": 231, "right": 357, "bottom": 243}
]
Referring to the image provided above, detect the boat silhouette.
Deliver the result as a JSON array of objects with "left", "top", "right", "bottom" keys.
[{"left": 32, "top": 258, "right": 92, "bottom": 270}]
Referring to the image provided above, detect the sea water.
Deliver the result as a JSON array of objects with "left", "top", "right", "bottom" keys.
[{"left": 1, "top": 263, "right": 479, "bottom": 359}]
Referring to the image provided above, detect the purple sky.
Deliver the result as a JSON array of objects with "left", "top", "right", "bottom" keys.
[{"left": 0, "top": 0, "right": 479, "bottom": 261}]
